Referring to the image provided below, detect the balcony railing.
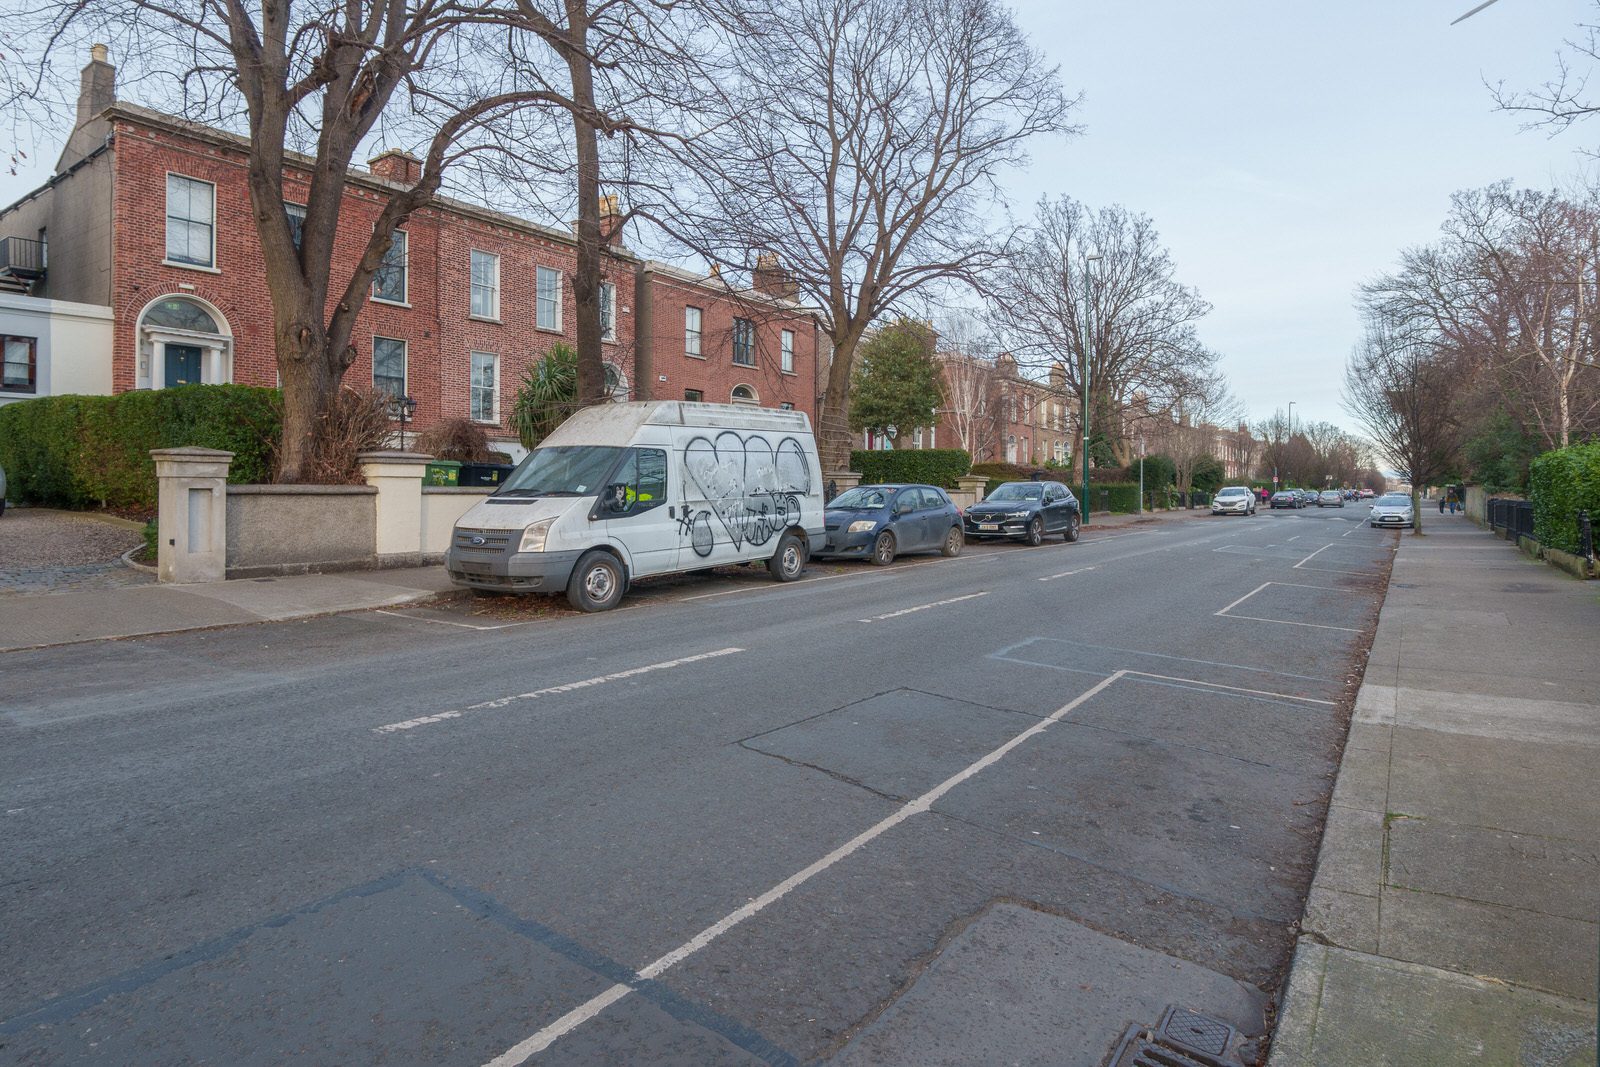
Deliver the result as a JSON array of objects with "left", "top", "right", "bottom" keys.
[{"left": 0, "top": 236, "right": 47, "bottom": 281}]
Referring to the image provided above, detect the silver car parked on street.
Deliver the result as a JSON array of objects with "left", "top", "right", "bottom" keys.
[{"left": 1369, "top": 492, "right": 1415, "bottom": 528}]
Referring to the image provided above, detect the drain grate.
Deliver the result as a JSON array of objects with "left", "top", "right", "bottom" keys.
[
  {"left": 1105, "top": 1006, "right": 1247, "bottom": 1067},
  {"left": 1160, "top": 1007, "right": 1235, "bottom": 1057}
]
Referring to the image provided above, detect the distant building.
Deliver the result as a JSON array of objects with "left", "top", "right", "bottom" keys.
[{"left": 0, "top": 48, "right": 822, "bottom": 453}]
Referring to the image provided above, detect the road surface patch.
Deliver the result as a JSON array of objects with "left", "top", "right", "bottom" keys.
[
  {"left": 1213, "top": 581, "right": 1367, "bottom": 633},
  {"left": 477, "top": 672, "right": 1130, "bottom": 1066}
]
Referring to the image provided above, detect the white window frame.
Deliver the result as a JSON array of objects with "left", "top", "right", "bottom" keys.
[
  {"left": 469, "top": 351, "right": 499, "bottom": 423},
  {"left": 470, "top": 250, "right": 500, "bottom": 321},
  {"left": 600, "top": 281, "right": 617, "bottom": 342},
  {"left": 164, "top": 173, "right": 217, "bottom": 270},
  {"left": 684, "top": 306, "right": 703, "bottom": 358},
  {"left": 536, "top": 266, "right": 563, "bottom": 331},
  {"left": 730, "top": 383, "right": 758, "bottom": 405},
  {"left": 372, "top": 229, "right": 408, "bottom": 305},
  {"left": 372, "top": 335, "right": 407, "bottom": 398},
  {"left": 781, "top": 329, "right": 795, "bottom": 374}
]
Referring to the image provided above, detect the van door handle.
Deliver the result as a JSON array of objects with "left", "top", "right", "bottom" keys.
[{"left": 669, "top": 506, "right": 675, "bottom": 518}]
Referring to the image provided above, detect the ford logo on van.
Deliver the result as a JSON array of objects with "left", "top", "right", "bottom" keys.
[{"left": 470, "top": 535, "right": 486, "bottom": 546}]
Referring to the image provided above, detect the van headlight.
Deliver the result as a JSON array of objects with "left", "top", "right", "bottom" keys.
[
  {"left": 518, "top": 518, "right": 555, "bottom": 553},
  {"left": 848, "top": 519, "right": 878, "bottom": 533}
]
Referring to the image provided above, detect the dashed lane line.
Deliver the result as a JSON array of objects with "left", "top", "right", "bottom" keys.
[
  {"left": 1038, "top": 565, "right": 1098, "bottom": 583},
  {"left": 858, "top": 591, "right": 989, "bottom": 622},
  {"left": 371, "top": 647, "right": 744, "bottom": 734}
]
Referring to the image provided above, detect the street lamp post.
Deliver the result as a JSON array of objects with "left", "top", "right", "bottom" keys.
[
  {"left": 1286, "top": 401, "right": 1295, "bottom": 487},
  {"left": 1080, "top": 252, "right": 1102, "bottom": 525}
]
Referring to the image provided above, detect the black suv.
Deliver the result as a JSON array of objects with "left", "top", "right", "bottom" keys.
[{"left": 963, "top": 481, "right": 1081, "bottom": 545}]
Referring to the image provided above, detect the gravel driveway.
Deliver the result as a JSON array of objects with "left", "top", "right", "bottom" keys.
[{"left": 0, "top": 508, "right": 155, "bottom": 596}]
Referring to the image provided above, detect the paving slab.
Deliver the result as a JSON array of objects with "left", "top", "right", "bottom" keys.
[
  {"left": 1272, "top": 943, "right": 1596, "bottom": 1067},
  {"left": 0, "top": 566, "right": 458, "bottom": 651},
  {"left": 1271, "top": 516, "right": 1600, "bottom": 1066}
]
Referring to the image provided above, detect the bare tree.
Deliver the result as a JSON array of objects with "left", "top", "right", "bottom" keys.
[
  {"left": 663, "top": 0, "right": 1075, "bottom": 471},
  {"left": 1344, "top": 315, "right": 1463, "bottom": 535},
  {"left": 1165, "top": 371, "right": 1238, "bottom": 502},
  {"left": 8, "top": 0, "right": 729, "bottom": 478},
  {"left": 1489, "top": 4, "right": 1600, "bottom": 143},
  {"left": 987, "top": 197, "right": 1217, "bottom": 465},
  {"left": 1254, "top": 409, "right": 1293, "bottom": 485}
]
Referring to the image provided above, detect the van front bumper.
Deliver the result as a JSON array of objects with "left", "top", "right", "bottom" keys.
[{"left": 446, "top": 545, "right": 583, "bottom": 592}]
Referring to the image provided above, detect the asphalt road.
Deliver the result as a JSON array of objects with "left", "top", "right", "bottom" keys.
[{"left": 1, "top": 505, "right": 1395, "bottom": 1066}]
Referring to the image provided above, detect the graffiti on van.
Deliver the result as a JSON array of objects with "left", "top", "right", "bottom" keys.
[{"left": 682, "top": 431, "right": 811, "bottom": 557}]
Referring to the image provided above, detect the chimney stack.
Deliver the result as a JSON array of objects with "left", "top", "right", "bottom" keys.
[
  {"left": 752, "top": 252, "right": 798, "bottom": 300},
  {"left": 76, "top": 44, "right": 116, "bottom": 129},
  {"left": 598, "top": 194, "right": 624, "bottom": 246},
  {"left": 368, "top": 149, "right": 422, "bottom": 185}
]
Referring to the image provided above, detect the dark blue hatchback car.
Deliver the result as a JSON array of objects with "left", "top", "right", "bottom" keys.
[{"left": 817, "top": 483, "right": 964, "bottom": 565}]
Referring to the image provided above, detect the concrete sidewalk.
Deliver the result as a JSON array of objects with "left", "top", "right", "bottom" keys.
[
  {"left": 1270, "top": 513, "right": 1599, "bottom": 1066},
  {"left": 0, "top": 566, "right": 459, "bottom": 652}
]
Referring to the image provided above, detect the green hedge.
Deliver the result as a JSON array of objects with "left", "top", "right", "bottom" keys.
[
  {"left": 850, "top": 448, "right": 971, "bottom": 488},
  {"left": 0, "top": 386, "right": 281, "bottom": 511},
  {"left": 1529, "top": 440, "right": 1600, "bottom": 554}
]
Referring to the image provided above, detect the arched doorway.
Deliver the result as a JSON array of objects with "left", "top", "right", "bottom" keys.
[{"left": 136, "top": 295, "right": 232, "bottom": 389}]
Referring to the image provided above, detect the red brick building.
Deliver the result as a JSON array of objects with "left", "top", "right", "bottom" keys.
[{"left": 0, "top": 49, "right": 823, "bottom": 456}]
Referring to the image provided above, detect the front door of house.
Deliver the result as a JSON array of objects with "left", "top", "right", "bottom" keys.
[{"left": 165, "top": 343, "right": 203, "bottom": 387}]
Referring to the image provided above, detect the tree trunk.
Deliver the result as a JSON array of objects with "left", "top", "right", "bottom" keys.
[
  {"left": 276, "top": 329, "right": 339, "bottom": 483},
  {"left": 564, "top": 4, "right": 607, "bottom": 408},
  {"left": 1411, "top": 487, "right": 1424, "bottom": 535},
  {"left": 818, "top": 332, "right": 863, "bottom": 473}
]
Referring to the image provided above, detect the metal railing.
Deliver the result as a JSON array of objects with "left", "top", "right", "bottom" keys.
[
  {"left": 0, "top": 236, "right": 46, "bottom": 279},
  {"left": 1487, "top": 497, "right": 1535, "bottom": 543}
]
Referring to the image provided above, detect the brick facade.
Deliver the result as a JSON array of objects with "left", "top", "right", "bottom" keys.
[{"left": 4, "top": 91, "right": 821, "bottom": 453}]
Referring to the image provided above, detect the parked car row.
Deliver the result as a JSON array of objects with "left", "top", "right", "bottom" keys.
[{"left": 442, "top": 401, "right": 1088, "bottom": 612}]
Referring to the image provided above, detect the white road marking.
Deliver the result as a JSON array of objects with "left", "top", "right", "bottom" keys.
[
  {"left": 1213, "top": 580, "right": 1363, "bottom": 632},
  {"left": 1124, "top": 670, "right": 1338, "bottom": 706},
  {"left": 1215, "top": 582, "right": 1273, "bottom": 617},
  {"left": 858, "top": 591, "right": 988, "bottom": 622},
  {"left": 1038, "top": 565, "right": 1098, "bottom": 583},
  {"left": 372, "top": 647, "right": 744, "bottom": 734},
  {"left": 1286, "top": 534, "right": 1301, "bottom": 542},
  {"left": 678, "top": 572, "right": 854, "bottom": 601},
  {"left": 481, "top": 671, "right": 1130, "bottom": 1067},
  {"left": 1292, "top": 543, "right": 1333, "bottom": 569},
  {"left": 373, "top": 609, "right": 535, "bottom": 632},
  {"left": 1220, "top": 614, "right": 1362, "bottom": 633}
]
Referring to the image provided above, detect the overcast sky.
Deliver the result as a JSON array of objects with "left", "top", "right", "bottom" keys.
[
  {"left": 3, "top": 2, "right": 1593, "bottom": 437},
  {"left": 1006, "top": 0, "right": 1595, "bottom": 433}
]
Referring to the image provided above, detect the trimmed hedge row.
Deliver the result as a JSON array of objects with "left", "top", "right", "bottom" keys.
[
  {"left": 1529, "top": 440, "right": 1600, "bottom": 554},
  {"left": 850, "top": 448, "right": 972, "bottom": 489},
  {"left": 0, "top": 386, "right": 282, "bottom": 511}
]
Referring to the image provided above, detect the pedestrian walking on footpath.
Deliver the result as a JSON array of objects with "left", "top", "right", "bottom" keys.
[{"left": 1439, "top": 493, "right": 1447, "bottom": 514}]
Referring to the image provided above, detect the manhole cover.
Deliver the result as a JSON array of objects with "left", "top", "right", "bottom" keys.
[{"left": 1105, "top": 1006, "right": 1246, "bottom": 1067}]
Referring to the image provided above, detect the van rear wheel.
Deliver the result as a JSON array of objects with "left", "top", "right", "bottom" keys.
[
  {"left": 567, "top": 550, "right": 627, "bottom": 612},
  {"left": 768, "top": 532, "right": 806, "bottom": 581}
]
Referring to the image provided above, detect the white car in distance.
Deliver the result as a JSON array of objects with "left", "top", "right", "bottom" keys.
[{"left": 1211, "top": 486, "right": 1257, "bottom": 516}]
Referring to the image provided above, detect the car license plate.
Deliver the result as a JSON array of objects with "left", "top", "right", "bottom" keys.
[{"left": 979, "top": 523, "right": 999, "bottom": 531}]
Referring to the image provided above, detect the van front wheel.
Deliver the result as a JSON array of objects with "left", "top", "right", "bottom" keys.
[
  {"left": 567, "top": 551, "right": 627, "bottom": 612},
  {"left": 768, "top": 532, "right": 806, "bottom": 582}
]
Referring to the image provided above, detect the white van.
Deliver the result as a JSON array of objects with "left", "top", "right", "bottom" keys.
[{"left": 445, "top": 401, "right": 826, "bottom": 610}]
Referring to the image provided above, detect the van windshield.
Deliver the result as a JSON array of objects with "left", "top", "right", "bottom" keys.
[{"left": 495, "top": 446, "right": 623, "bottom": 498}]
